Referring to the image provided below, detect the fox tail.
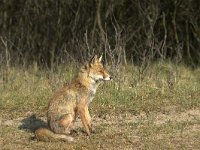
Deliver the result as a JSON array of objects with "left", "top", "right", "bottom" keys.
[{"left": 35, "top": 128, "right": 74, "bottom": 142}]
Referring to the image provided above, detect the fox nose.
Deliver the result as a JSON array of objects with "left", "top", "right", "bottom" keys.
[{"left": 110, "top": 76, "right": 113, "bottom": 80}]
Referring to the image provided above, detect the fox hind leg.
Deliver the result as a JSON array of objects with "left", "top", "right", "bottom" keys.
[
  {"left": 59, "top": 114, "right": 74, "bottom": 134},
  {"left": 49, "top": 114, "right": 74, "bottom": 135}
]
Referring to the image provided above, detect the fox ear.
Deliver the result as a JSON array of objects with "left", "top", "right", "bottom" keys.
[
  {"left": 80, "top": 63, "right": 89, "bottom": 72},
  {"left": 89, "top": 55, "right": 98, "bottom": 64},
  {"left": 99, "top": 55, "right": 102, "bottom": 62}
]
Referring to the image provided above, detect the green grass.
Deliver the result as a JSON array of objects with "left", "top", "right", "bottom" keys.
[{"left": 0, "top": 62, "right": 200, "bottom": 149}]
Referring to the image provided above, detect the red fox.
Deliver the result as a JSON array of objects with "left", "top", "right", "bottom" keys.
[{"left": 35, "top": 55, "right": 112, "bottom": 142}]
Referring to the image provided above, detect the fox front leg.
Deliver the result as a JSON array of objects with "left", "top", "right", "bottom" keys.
[{"left": 78, "top": 106, "right": 93, "bottom": 135}]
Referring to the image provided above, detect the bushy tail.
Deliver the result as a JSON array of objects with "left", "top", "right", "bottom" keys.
[{"left": 35, "top": 128, "right": 74, "bottom": 142}]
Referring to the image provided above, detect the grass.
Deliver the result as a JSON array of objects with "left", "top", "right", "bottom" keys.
[{"left": 0, "top": 61, "right": 200, "bottom": 149}]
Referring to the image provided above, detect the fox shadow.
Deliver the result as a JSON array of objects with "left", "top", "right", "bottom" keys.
[{"left": 18, "top": 114, "right": 47, "bottom": 133}]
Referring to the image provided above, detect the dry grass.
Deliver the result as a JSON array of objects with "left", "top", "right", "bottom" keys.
[{"left": 0, "top": 62, "right": 200, "bottom": 149}]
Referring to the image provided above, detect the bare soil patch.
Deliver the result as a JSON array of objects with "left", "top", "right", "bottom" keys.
[{"left": 1, "top": 108, "right": 200, "bottom": 149}]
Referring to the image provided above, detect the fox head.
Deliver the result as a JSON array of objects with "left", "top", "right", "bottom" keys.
[{"left": 80, "top": 55, "right": 112, "bottom": 82}]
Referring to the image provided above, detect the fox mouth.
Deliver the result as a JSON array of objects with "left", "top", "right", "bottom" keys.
[
  {"left": 95, "top": 77, "right": 111, "bottom": 83},
  {"left": 89, "top": 74, "right": 112, "bottom": 82},
  {"left": 102, "top": 76, "right": 112, "bottom": 81}
]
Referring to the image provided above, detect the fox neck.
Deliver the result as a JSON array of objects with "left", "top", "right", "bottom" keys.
[{"left": 77, "top": 72, "right": 100, "bottom": 94}]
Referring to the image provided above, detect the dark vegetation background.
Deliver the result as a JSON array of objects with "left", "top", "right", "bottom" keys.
[{"left": 0, "top": 0, "right": 200, "bottom": 69}]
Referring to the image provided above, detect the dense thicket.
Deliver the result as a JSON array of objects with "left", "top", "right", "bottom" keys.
[{"left": 0, "top": 0, "right": 200, "bottom": 68}]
